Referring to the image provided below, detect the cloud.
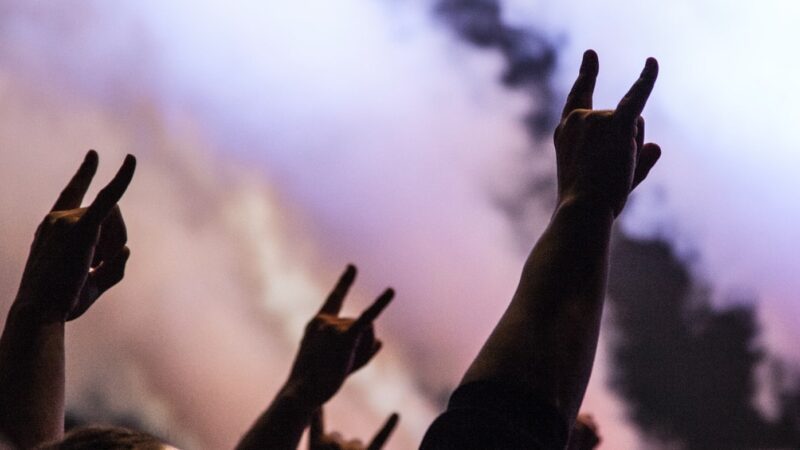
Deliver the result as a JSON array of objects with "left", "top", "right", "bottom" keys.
[{"left": 7, "top": 1, "right": 798, "bottom": 448}]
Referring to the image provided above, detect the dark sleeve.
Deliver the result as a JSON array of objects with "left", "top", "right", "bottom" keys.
[{"left": 420, "top": 381, "right": 568, "bottom": 450}]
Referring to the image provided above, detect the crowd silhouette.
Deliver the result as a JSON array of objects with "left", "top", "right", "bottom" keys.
[{"left": 0, "top": 50, "right": 659, "bottom": 449}]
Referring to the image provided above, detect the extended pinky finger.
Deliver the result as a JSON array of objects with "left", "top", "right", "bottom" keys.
[
  {"left": 351, "top": 288, "right": 394, "bottom": 334},
  {"left": 614, "top": 57, "right": 658, "bottom": 126},
  {"left": 79, "top": 154, "right": 136, "bottom": 230}
]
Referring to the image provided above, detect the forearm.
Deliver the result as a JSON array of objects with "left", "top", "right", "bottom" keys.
[
  {"left": 519, "top": 196, "right": 614, "bottom": 321},
  {"left": 236, "top": 382, "right": 315, "bottom": 450},
  {"left": 463, "top": 196, "right": 614, "bottom": 422},
  {"left": 0, "top": 300, "right": 66, "bottom": 448}
]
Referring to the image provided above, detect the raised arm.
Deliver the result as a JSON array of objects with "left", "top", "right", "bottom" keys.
[
  {"left": 459, "top": 50, "right": 660, "bottom": 430},
  {"left": 237, "top": 265, "right": 395, "bottom": 450},
  {"left": 0, "top": 151, "right": 135, "bottom": 448}
]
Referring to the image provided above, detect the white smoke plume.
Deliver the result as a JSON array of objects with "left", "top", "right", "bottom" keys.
[
  {"left": 0, "top": 1, "right": 461, "bottom": 447},
  {"left": 3, "top": 0, "right": 798, "bottom": 448}
]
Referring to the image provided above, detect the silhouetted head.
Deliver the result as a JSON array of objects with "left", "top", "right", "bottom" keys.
[{"left": 38, "top": 426, "right": 173, "bottom": 450}]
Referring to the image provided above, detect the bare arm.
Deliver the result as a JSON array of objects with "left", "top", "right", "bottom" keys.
[
  {"left": 461, "top": 51, "right": 661, "bottom": 424},
  {"left": 0, "top": 305, "right": 66, "bottom": 448},
  {"left": 237, "top": 266, "right": 395, "bottom": 450},
  {"left": 0, "top": 151, "right": 135, "bottom": 448},
  {"left": 235, "top": 384, "right": 316, "bottom": 450}
]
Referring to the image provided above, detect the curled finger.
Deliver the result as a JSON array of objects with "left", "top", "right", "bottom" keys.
[
  {"left": 79, "top": 154, "right": 136, "bottom": 230},
  {"left": 614, "top": 57, "right": 658, "bottom": 126},
  {"left": 350, "top": 288, "right": 394, "bottom": 335}
]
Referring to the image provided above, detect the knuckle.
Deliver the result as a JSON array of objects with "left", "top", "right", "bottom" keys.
[
  {"left": 48, "top": 214, "right": 75, "bottom": 230},
  {"left": 586, "top": 110, "right": 615, "bottom": 129},
  {"left": 564, "top": 109, "right": 585, "bottom": 126},
  {"left": 584, "top": 112, "right": 603, "bottom": 126},
  {"left": 306, "top": 317, "right": 324, "bottom": 331},
  {"left": 43, "top": 212, "right": 60, "bottom": 226},
  {"left": 33, "top": 221, "right": 46, "bottom": 238},
  {"left": 308, "top": 317, "right": 343, "bottom": 335},
  {"left": 553, "top": 124, "right": 562, "bottom": 141}
]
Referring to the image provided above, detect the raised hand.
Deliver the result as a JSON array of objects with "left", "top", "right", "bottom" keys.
[
  {"left": 285, "top": 265, "right": 394, "bottom": 408},
  {"left": 0, "top": 151, "right": 135, "bottom": 449},
  {"left": 309, "top": 407, "right": 399, "bottom": 450},
  {"left": 555, "top": 50, "right": 661, "bottom": 216},
  {"left": 14, "top": 150, "right": 136, "bottom": 322},
  {"left": 236, "top": 266, "right": 395, "bottom": 450}
]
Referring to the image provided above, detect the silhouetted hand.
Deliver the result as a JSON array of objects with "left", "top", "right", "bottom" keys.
[
  {"left": 309, "top": 407, "right": 399, "bottom": 450},
  {"left": 567, "top": 414, "right": 601, "bottom": 450},
  {"left": 14, "top": 151, "right": 136, "bottom": 323},
  {"left": 555, "top": 50, "right": 661, "bottom": 216},
  {"left": 285, "top": 265, "right": 393, "bottom": 408}
]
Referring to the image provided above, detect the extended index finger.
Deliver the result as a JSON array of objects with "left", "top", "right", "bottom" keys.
[
  {"left": 318, "top": 265, "right": 357, "bottom": 315},
  {"left": 78, "top": 154, "right": 136, "bottom": 229},
  {"left": 561, "top": 50, "right": 599, "bottom": 119},
  {"left": 51, "top": 150, "right": 99, "bottom": 211},
  {"left": 351, "top": 288, "right": 394, "bottom": 334},
  {"left": 614, "top": 57, "right": 658, "bottom": 125},
  {"left": 367, "top": 413, "right": 400, "bottom": 450}
]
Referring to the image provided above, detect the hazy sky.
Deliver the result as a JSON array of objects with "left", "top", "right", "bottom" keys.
[{"left": 0, "top": 1, "right": 798, "bottom": 448}]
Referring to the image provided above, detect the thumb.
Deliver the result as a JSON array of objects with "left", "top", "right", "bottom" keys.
[{"left": 631, "top": 143, "right": 661, "bottom": 190}]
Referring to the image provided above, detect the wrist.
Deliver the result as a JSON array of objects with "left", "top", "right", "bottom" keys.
[
  {"left": 277, "top": 379, "right": 321, "bottom": 412},
  {"left": 8, "top": 295, "right": 65, "bottom": 327},
  {"left": 555, "top": 194, "right": 616, "bottom": 220}
]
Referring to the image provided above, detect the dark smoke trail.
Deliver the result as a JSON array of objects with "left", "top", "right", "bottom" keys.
[
  {"left": 435, "top": 0, "right": 559, "bottom": 138},
  {"left": 435, "top": 0, "right": 561, "bottom": 242},
  {"left": 608, "top": 231, "right": 800, "bottom": 448}
]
